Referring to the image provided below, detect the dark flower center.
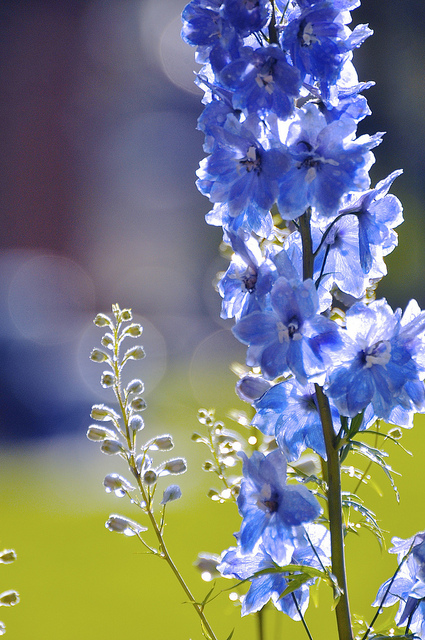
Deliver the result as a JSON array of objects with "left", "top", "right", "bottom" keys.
[{"left": 240, "top": 146, "right": 262, "bottom": 174}]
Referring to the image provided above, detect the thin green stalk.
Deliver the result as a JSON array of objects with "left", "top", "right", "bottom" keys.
[
  {"left": 292, "top": 594, "right": 314, "bottom": 640},
  {"left": 299, "top": 208, "right": 314, "bottom": 280},
  {"left": 315, "top": 385, "right": 353, "bottom": 640}
]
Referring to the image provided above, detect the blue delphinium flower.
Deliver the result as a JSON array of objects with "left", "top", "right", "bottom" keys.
[
  {"left": 338, "top": 170, "right": 404, "bottom": 273},
  {"left": 280, "top": 1, "right": 372, "bottom": 104},
  {"left": 237, "top": 449, "right": 321, "bottom": 563},
  {"left": 219, "top": 543, "right": 310, "bottom": 617},
  {"left": 197, "top": 116, "right": 290, "bottom": 236},
  {"left": 219, "top": 45, "right": 301, "bottom": 119},
  {"left": 276, "top": 103, "right": 382, "bottom": 220},
  {"left": 252, "top": 379, "right": 340, "bottom": 460},
  {"left": 233, "top": 275, "right": 341, "bottom": 383},
  {"left": 313, "top": 212, "right": 386, "bottom": 298},
  {"left": 373, "top": 532, "right": 425, "bottom": 637},
  {"left": 218, "top": 229, "right": 277, "bottom": 320},
  {"left": 221, "top": 0, "right": 272, "bottom": 37},
  {"left": 219, "top": 523, "right": 330, "bottom": 616},
  {"left": 326, "top": 299, "right": 425, "bottom": 423}
]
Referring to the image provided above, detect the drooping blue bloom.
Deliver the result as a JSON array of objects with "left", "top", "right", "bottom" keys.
[
  {"left": 313, "top": 212, "right": 386, "bottom": 298},
  {"left": 219, "top": 45, "right": 301, "bottom": 119},
  {"left": 252, "top": 379, "right": 340, "bottom": 461},
  {"left": 237, "top": 449, "right": 322, "bottom": 563},
  {"left": 280, "top": 1, "right": 372, "bottom": 103},
  {"left": 326, "top": 299, "right": 425, "bottom": 422},
  {"left": 219, "top": 543, "right": 310, "bottom": 617},
  {"left": 221, "top": 0, "right": 272, "bottom": 37},
  {"left": 218, "top": 229, "right": 277, "bottom": 319},
  {"left": 182, "top": 0, "right": 233, "bottom": 49},
  {"left": 219, "top": 523, "right": 330, "bottom": 616},
  {"left": 276, "top": 103, "right": 382, "bottom": 220},
  {"left": 233, "top": 275, "right": 341, "bottom": 383},
  {"left": 338, "top": 170, "right": 404, "bottom": 273},
  {"left": 373, "top": 532, "right": 425, "bottom": 637},
  {"left": 197, "top": 116, "right": 290, "bottom": 236}
]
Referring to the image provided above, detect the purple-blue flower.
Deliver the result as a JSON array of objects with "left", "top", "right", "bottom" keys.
[
  {"left": 276, "top": 103, "right": 382, "bottom": 220},
  {"left": 218, "top": 229, "right": 277, "bottom": 319},
  {"left": 338, "top": 170, "right": 404, "bottom": 273},
  {"left": 252, "top": 379, "right": 341, "bottom": 461},
  {"left": 219, "top": 45, "right": 301, "bottom": 119},
  {"left": 197, "top": 117, "right": 290, "bottom": 236},
  {"left": 326, "top": 299, "right": 425, "bottom": 422},
  {"left": 280, "top": 1, "right": 372, "bottom": 103},
  {"left": 237, "top": 449, "right": 322, "bottom": 563},
  {"left": 233, "top": 275, "right": 341, "bottom": 383}
]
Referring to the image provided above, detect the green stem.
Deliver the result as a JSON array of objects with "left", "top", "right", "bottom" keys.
[
  {"left": 315, "top": 385, "right": 353, "bottom": 640},
  {"left": 134, "top": 470, "right": 220, "bottom": 640},
  {"left": 299, "top": 208, "right": 314, "bottom": 280}
]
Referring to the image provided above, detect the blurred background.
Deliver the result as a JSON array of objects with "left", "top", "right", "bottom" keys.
[{"left": 0, "top": 0, "right": 425, "bottom": 638}]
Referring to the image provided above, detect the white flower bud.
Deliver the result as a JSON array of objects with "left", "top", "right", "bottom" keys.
[
  {"left": 161, "top": 485, "right": 182, "bottom": 504},
  {"left": 91, "top": 405, "right": 120, "bottom": 422},
  {"left": 128, "top": 415, "right": 144, "bottom": 432},
  {"left": 101, "top": 333, "right": 114, "bottom": 349},
  {"left": 143, "top": 469, "right": 157, "bottom": 485},
  {"left": 148, "top": 435, "right": 174, "bottom": 451},
  {"left": 124, "top": 346, "right": 146, "bottom": 361},
  {"left": 0, "top": 591, "right": 19, "bottom": 607},
  {"left": 194, "top": 553, "right": 221, "bottom": 580},
  {"left": 90, "top": 349, "right": 109, "bottom": 363},
  {"left": 126, "top": 379, "right": 144, "bottom": 395},
  {"left": 105, "top": 515, "right": 146, "bottom": 536},
  {"left": 103, "top": 473, "right": 134, "bottom": 497},
  {"left": 120, "top": 309, "right": 132, "bottom": 321},
  {"left": 123, "top": 323, "right": 143, "bottom": 337},
  {"left": 93, "top": 313, "right": 112, "bottom": 327},
  {"left": 0, "top": 550, "right": 16, "bottom": 564},
  {"left": 86, "top": 425, "right": 117, "bottom": 441},
  {"left": 0, "top": 621, "right": 5, "bottom": 635},
  {"left": 131, "top": 397, "right": 147, "bottom": 411},
  {"left": 160, "top": 458, "right": 187, "bottom": 476},
  {"left": 100, "top": 371, "right": 115, "bottom": 388},
  {"left": 100, "top": 439, "right": 123, "bottom": 455}
]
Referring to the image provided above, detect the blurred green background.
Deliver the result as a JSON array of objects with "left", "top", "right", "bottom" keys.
[{"left": 1, "top": 0, "right": 425, "bottom": 638}]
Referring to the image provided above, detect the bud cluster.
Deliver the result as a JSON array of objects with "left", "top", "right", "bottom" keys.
[{"left": 87, "top": 304, "right": 186, "bottom": 545}]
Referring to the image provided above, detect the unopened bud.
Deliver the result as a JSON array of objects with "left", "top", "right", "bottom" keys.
[
  {"left": 100, "top": 439, "right": 123, "bottom": 455},
  {"left": 94, "top": 313, "right": 112, "bottom": 328},
  {"left": 101, "top": 372, "right": 115, "bottom": 388},
  {"left": 124, "top": 346, "right": 146, "bottom": 361},
  {"left": 149, "top": 435, "right": 173, "bottom": 451},
  {"left": 0, "top": 550, "right": 16, "bottom": 564},
  {"left": 105, "top": 514, "right": 146, "bottom": 536},
  {"left": 91, "top": 404, "right": 120, "bottom": 422},
  {"left": 103, "top": 473, "right": 134, "bottom": 497},
  {"left": 143, "top": 469, "right": 157, "bottom": 485},
  {"left": 161, "top": 458, "right": 187, "bottom": 476},
  {"left": 161, "top": 485, "right": 182, "bottom": 504},
  {"left": 0, "top": 591, "right": 19, "bottom": 607},
  {"left": 128, "top": 415, "right": 144, "bottom": 432},
  {"left": 101, "top": 333, "right": 114, "bottom": 349},
  {"left": 90, "top": 349, "right": 109, "bottom": 363},
  {"left": 123, "top": 323, "right": 143, "bottom": 337},
  {"left": 120, "top": 309, "right": 132, "bottom": 321},
  {"left": 236, "top": 375, "right": 271, "bottom": 402},
  {"left": 131, "top": 397, "right": 147, "bottom": 411},
  {"left": 86, "top": 425, "right": 117, "bottom": 441},
  {"left": 126, "top": 379, "right": 144, "bottom": 395}
]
